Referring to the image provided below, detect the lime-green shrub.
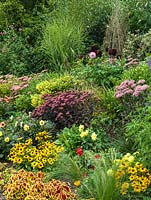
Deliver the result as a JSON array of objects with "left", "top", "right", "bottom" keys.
[
  {"left": 31, "top": 75, "right": 77, "bottom": 107},
  {"left": 119, "top": 64, "right": 151, "bottom": 85},
  {"left": 36, "top": 75, "right": 75, "bottom": 94},
  {"left": 15, "top": 94, "right": 32, "bottom": 111},
  {"left": 0, "top": 83, "right": 11, "bottom": 97}
]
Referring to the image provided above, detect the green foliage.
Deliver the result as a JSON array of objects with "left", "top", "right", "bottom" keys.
[
  {"left": 0, "top": 27, "right": 33, "bottom": 76},
  {"left": 56, "top": 124, "right": 101, "bottom": 156},
  {"left": 52, "top": 0, "right": 113, "bottom": 45},
  {"left": 31, "top": 94, "right": 44, "bottom": 108},
  {"left": 123, "top": 29, "right": 151, "bottom": 61},
  {"left": 36, "top": 75, "right": 75, "bottom": 94},
  {"left": 125, "top": 106, "right": 151, "bottom": 168},
  {"left": 42, "top": 18, "right": 85, "bottom": 69},
  {"left": 0, "top": 117, "right": 19, "bottom": 160},
  {"left": 49, "top": 154, "right": 83, "bottom": 183},
  {"left": 0, "top": 102, "right": 15, "bottom": 120},
  {"left": 125, "top": 0, "right": 151, "bottom": 34},
  {"left": 119, "top": 64, "right": 151, "bottom": 84},
  {"left": 76, "top": 59, "right": 124, "bottom": 88},
  {"left": 78, "top": 150, "right": 118, "bottom": 200},
  {"left": 139, "top": 29, "right": 151, "bottom": 59},
  {"left": 123, "top": 32, "right": 142, "bottom": 59},
  {"left": 0, "top": 0, "right": 25, "bottom": 30},
  {"left": 0, "top": 83, "right": 11, "bottom": 97},
  {"left": 14, "top": 94, "right": 32, "bottom": 111}
]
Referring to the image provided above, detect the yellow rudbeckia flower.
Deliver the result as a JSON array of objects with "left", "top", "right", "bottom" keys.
[{"left": 4, "top": 137, "right": 10, "bottom": 143}]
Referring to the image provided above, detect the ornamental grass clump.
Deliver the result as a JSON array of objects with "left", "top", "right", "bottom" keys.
[
  {"left": 113, "top": 153, "right": 151, "bottom": 196},
  {"left": 31, "top": 75, "right": 77, "bottom": 107},
  {"left": 32, "top": 90, "right": 98, "bottom": 129},
  {"left": 3, "top": 169, "right": 77, "bottom": 200}
]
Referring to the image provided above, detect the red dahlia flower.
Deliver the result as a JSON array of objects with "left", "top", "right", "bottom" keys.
[{"left": 76, "top": 147, "right": 83, "bottom": 156}]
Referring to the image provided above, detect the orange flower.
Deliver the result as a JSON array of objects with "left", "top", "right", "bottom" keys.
[{"left": 0, "top": 122, "right": 6, "bottom": 128}]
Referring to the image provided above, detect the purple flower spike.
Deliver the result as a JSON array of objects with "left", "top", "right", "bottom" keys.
[{"left": 147, "top": 59, "right": 151, "bottom": 72}]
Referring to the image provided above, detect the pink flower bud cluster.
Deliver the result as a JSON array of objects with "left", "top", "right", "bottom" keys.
[{"left": 115, "top": 79, "right": 149, "bottom": 98}]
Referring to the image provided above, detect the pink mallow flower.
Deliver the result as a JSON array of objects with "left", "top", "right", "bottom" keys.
[{"left": 89, "top": 52, "right": 96, "bottom": 59}]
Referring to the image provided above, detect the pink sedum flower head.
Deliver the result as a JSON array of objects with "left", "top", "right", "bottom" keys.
[
  {"left": 89, "top": 51, "right": 96, "bottom": 59},
  {"left": 137, "top": 80, "right": 146, "bottom": 84}
]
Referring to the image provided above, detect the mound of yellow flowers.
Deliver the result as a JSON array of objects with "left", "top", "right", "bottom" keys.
[
  {"left": 114, "top": 153, "right": 151, "bottom": 196},
  {"left": 8, "top": 131, "right": 63, "bottom": 170}
]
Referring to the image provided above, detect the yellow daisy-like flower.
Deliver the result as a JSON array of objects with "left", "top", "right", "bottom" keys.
[
  {"left": 127, "top": 155, "right": 134, "bottom": 163},
  {"left": 74, "top": 180, "right": 81, "bottom": 187},
  {"left": 79, "top": 125, "right": 84, "bottom": 132},
  {"left": 120, "top": 182, "right": 129, "bottom": 195},
  {"left": 31, "top": 161, "right": 38, "bottom": 169},
  {"left": 47, "top": 158, "right": 54, "bottom": 164},
  {"left": 17, "top": 157, "right": 23, "bottom": 164},
  {"left": 39, "top": 120, "right": 45, "bottom": 126},
  {"left": 4, "top": 137, "right": 10, "bottom": 143},
  {"left": 133, "top": 185, "right": 141, "bottom": 193},
  {"left": 135, "top": 162, "right": 143, "bottom": 169},
  {"left": 91, "top": 132, "right": 97, "bottom": 140},
  {"left": 23, "top": 124, "right": 30, "bottom": 131},
  {"left": 128, "top": 167, "right": 137, "bottom": 174},
  {"left": 0, "top": 131, "right": 3, "bottom": 137},
  {"left": 37, "top": 162, "right": 44, "bottom": 169},
  {"left": 80, "top": 130, "right": 89, "bottom": 138},
  {"left": 129, "top": 175, "right": 136, "bottom": 181}
]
